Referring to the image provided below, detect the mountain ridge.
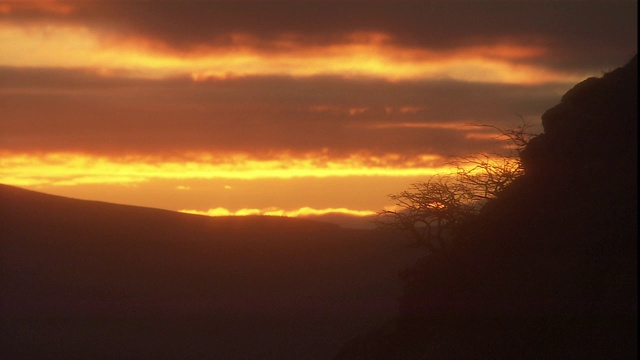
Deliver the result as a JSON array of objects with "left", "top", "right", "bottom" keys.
[
  {"left": 0, "top": 182, "right": 343, "bottom": 231},
  {"left": 1, "top": 183, "right": 421, "bottom": 359}
]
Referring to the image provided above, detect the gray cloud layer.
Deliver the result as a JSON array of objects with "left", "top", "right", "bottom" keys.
[{"left": 1, "top": 67, "right": 566, "bottom": 156}]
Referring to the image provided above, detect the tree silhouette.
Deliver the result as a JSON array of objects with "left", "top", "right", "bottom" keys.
[
  {"left": 376, "top": 120, "right": 537, "bottom": 251},
  {"left": 453, "top": 153, "right": 523, "bottom": 203},
  {"left": 374, "top": 176, "right": 478, "bottom": 252}
]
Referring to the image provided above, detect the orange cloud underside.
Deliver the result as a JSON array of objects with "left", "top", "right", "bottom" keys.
[
  {"left": 0, "top": 23, "right": 585, "bottom": 84},
  {"left": 0, "top": 152, "right": 457, "bottom": 187}
]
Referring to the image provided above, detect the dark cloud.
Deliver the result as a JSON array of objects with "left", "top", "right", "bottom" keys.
[
  {"left": 2, "top": 1, "right": 636, "bottom": 72},
  {"left": 0, "top": 66, "right": 565, "bottom": 157}
]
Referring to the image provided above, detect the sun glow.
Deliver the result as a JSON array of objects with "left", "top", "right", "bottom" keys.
[{"left": 0, "top": 23, "right": 585, "bottom": 84}]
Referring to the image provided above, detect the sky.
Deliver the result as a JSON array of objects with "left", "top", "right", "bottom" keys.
[{"left": 0, "top": 0, "right": 637, "bottom": 228}]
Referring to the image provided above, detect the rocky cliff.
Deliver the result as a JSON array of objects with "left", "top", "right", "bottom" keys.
[{"left": 337, "top": 55, "right": 637, "bottom": 359}]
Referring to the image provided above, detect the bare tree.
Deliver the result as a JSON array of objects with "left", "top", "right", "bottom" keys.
[
  {"left": 374, "top": 176, "right": 479, "bottom": 252},
  {"left": 453, "top": 154, "right": 523, "bottom": 203},
  {"left": 376, "top": 120, "right": 538, "bottom": 251},
  {"left": 473, "top": 118, "right": 537, "bottom": 155},
  {"left": 453, "top": 119, "right": 536, "bottom": 202}
]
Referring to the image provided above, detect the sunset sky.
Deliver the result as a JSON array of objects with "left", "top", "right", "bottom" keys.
[{"left": 1, "top": 0, "right": 637, "bottom": 227}]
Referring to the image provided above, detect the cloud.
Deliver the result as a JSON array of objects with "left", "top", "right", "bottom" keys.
[
  {"left": 180, "top": 206, "right": 375, "bottom": 218},
  {"left": 1, "top": 66, "right": 563, "bottom": 157},
  {"left": 0, "top": 1, "right": 635, "bottom": 182},
  {"left": 0, "top": 151, "right": 460, "bottom": 187},
  {"left": 2, "top": 1, "right": 634, "bottom": 223},
  {"left": 178, "top": 206, "right": 377, "bottom": 229},
  {"left": 0, "top": 21, "right": 588, "bottom": 83},
  {"left": 1, "top": 1, "right": 635, "bottom": 72}
]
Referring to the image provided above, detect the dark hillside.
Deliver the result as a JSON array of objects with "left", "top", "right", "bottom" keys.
[
  {"left": 337, "top": 55, "right": 637, "bottom": 359},
  {"left": 0, "top": 184, "right": 420, "bottom": 359}
]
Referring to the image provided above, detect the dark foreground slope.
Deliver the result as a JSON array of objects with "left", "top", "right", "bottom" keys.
[
  {"left": 0, "top": 184, "right": 420, "bottom": 359},
  {"left": 337, "top": 56, "right": 637, "bottom": 359}
]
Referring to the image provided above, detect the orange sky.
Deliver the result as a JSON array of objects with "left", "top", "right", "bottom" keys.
[{"left": 0, "top": 0, "right": 637, "bottom": 227}]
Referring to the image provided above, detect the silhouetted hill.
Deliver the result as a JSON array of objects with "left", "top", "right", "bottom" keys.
[
  {"left": 336, "top": 55, "right": 637, "bottom": 359},
  {"left": 0, "top": 184, "right": 420, "bottom": 359}
]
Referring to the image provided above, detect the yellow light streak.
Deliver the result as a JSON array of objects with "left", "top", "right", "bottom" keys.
[
  {"left": 0, "top": 23, "right": 587, "bottom": 84},
  {"left": 179, "top": 207, "right": 376, "bottom": 218},
  {"left": 0, "top": 151, "right": 458, "bottom": 187}
]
